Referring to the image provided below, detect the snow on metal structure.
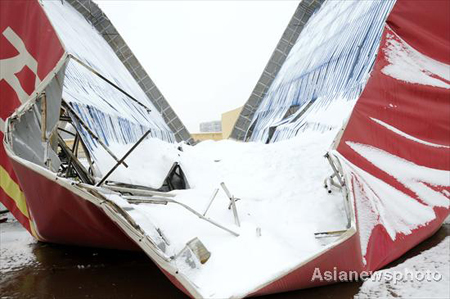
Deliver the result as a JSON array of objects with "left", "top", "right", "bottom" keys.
[
  {"left": 65, "top": 0, "right": 193, "bottom": 144},
  {"left": 0, "top": 0, "right": 181, "bottom": 245},
  {"left": 43, "top": 1, "right": 176, "bottom": 148},
  {"left": 244, "top": 0, "right": 395, "bottom": 143},
  {"left": 231, "top": 0, "right": 324, "bottom": 141},
  {"left": 1, "top": 0, "right": 449, "bottom": 298},
  {"left": 332, "top": 0, "right": 450, "bottom": 270},
  {"left": 247, "top": 0, "right": 449, "bottom": 296}
]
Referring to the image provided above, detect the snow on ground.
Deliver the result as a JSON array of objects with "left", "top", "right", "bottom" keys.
[
  {"left": 101, "top": 129, "right": 349, "bottom": 297},
  {"left": 355, "top": 237, "right": 450, "bottom": 299},
  {"left": 0, "top": 213, "right": 37, "bottom": 274}
]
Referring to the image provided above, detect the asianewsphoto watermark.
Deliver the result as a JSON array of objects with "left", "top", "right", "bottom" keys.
[{"left": 311, "top": 267, "right": 443, "bottom": 284}]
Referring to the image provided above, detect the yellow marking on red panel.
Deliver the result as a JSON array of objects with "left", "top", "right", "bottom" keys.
[
  {"left": 0, "top": 165, "right": 29, "bottom": 218},
  {"left": 29, "top": 218, "right": 40, "bottom": 240}
]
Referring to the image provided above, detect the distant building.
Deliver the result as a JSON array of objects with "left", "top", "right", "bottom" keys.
[
  {"left": 200, "top": 121, "right": 222, "bottom": 133},
  {"left": 192, "top": 107, "right": 243, "bottom": 143},
  {"left": 191, "top": 132, "right": 223, "bottom": 142},
  {"left": 221, "top": 106, "right": 243, "bottom": 139}
]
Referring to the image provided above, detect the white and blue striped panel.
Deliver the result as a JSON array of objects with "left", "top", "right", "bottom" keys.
[
  {"left": 63, "top": 59, "right": 176, "bottom": 160},
  {"left": 247, "top": 0, "right": 395, "bottom": 142},
  {"left": 44, "top": 1, "right": 176, "bottom": 162}
]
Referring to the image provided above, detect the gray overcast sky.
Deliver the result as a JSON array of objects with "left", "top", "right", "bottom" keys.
[{"left": 97, "top": 1, "right": 299, "bottom": 133}]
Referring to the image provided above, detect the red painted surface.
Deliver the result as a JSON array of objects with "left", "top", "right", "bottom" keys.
[
  {"left": 0, "top": 136, "right": 31, "bottom": 232},
  {"left": 362, "top": 207, "right": 447, "bottom": 272},
  {"left": 1, "top": 0, "right": 65, "bottom": 232},
  {"left": 246, "top": 0, "right": 450, "bottom": 296},
  {"left": 0, "top": 80, "right": 21, "bottom": 120},
  {"left": 0, "top": 0, "right": 64, "bottom": 79},
  {"left": 2, "top": 0, "right": 448, "bottom": 297},
  {"left": 251, "top": 232, "right": 364, "bottom": 297},
  {"left": 1, "top": 0, "right": 139, "bottom": 253},
  {"left": 10, "top": 159, "right": 138, "bottom": 250},
  {"left": 346, "top": 171, "right": 448, "bottom": 273},
  {"left": 336, "top": 0, "right": 450, "bottom": 281},
  {"left": 386, "top": 0, "right": 450, "bottom": 65}
]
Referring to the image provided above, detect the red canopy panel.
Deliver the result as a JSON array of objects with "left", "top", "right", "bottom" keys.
[
  {"left": 336, "top": 0, "right": 450, "bottom": 271},
  {"left": 0, "top": 0, "right": 65, "bottom": 233},
  {"left": 387, "top": 0, "right": 450, "bottom": 65}
]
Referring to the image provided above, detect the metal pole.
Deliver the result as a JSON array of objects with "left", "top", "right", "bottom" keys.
[
  {"left": 57, "top": 134, "right": 94, "bottom": 184},
  {"left": 103, "top": 184, "right": 176, "bottom": 197},
  {"left": 96, "top": 130, "right": 151, "bottom": 186},
  {"left": 57, "top": 127, "right": 76, "bottom": 137},
  {"left": 78, "top": 136, "right": 95, "bottom": 176},
  {"left": 164, "top": 197, "right": 239, "bottom": 237},
  {"left": 63, "top": 102, "right": 128, "bottom": 168},
  {"left": 203, "top": 188, "right": 219, "bottom": 216},
  {"left": 76, "top": 182, "right": 176, "bottom": 198},
  {"left": 69, "top": 54, "right": 152, "bottom": 113},
  {"left": 220, "top": 182, "right": 241, "bottom": 227},
  {"left": 325, "top": 152, "right": 344, "bottom": 186},
  {"left": 117, "top": 195, "right": 239, "bottom": 237},
  {"left": 314, "top": 229, "right": 347, "bottom": 238},
  {"left": 41, "top": 93, "right": 47, "bottom": 142}
]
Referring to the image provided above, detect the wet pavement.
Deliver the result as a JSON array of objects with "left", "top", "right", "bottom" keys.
[{"left": 0, "top": 218, "right": 448, "bottom": 299}]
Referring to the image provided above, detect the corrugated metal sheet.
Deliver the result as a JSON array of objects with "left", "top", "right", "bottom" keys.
[
  {"left": 247, "top": 0, "right": 395, "bottom": 143},
  {"left": 230, "top": 0, "right": 324, "bottom": 141},
  {"left": 43, "top": 1, "right": 177, "bottom": 161}
]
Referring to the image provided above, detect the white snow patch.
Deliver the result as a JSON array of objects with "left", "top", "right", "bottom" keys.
[
  {"left": 348, "top": 173, "right": 379, "bottom": 265},
  {"left": 370, "top": 118, "right": 450, "bottom": 149},
  {"left": 382, "top": 31, "right": 450, "bottom": 89},
  {"left": 347, "top": 142, "right": 450, "bottom": 208},
  {"left": 355, "top": 237, "right": 450, "bottom": 299},
  {"left": 340, "top": 157, "right": 435, "bottom": 244},
  {"left": 92, "top": 138, "right": 180, "bottom": 188},
  {"left": 339, "top": 143, "right": 449, "bottom": 263}
]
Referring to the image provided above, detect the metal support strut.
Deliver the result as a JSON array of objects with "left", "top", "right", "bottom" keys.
[
  {"left": 97, "top": 129, "right": 151, "bottom": 186},
  {"left": 220, "top": 182, "right": 241, "bottom": 227}
]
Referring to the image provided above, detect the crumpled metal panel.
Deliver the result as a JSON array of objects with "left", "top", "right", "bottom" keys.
[{"left": 335, "top": 0, "right": 450, "bottom": 270}]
